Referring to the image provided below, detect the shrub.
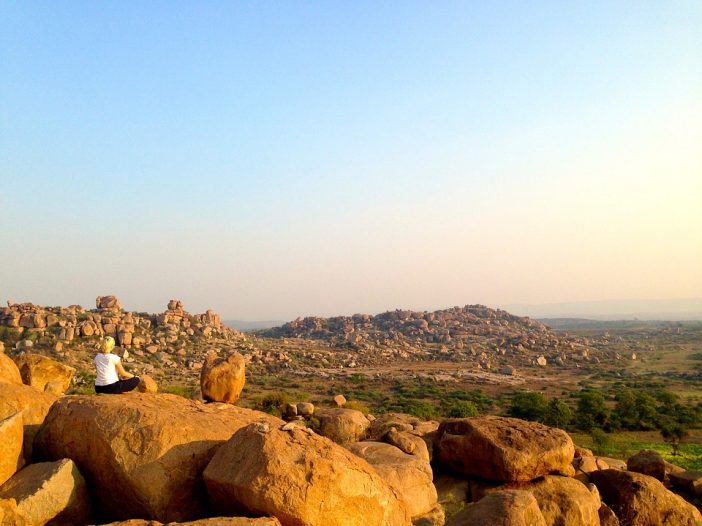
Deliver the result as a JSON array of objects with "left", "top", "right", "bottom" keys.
[
  {"left": 445, "top": 400, "right": 478, "bottom": 418},
  {"left": 544, "top": 398, "right": 573, "bottom": 429},
  {"left": 508, "top": 392, "right": 547, "bottom": 422},
  {"left": 256, "top": 391, "right": 292, "bottom": 417},
  {"left": 590, "top": 428, "right": 612, "bottom": 455},
  {"left": 344, "top": 400, "right": 371, "bottom": 414}
]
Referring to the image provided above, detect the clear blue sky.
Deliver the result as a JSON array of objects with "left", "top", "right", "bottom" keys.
[{"left": 1, "top": 1, "right": 701, "bottom": 319}]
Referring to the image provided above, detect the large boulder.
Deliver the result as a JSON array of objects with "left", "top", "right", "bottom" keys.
[
  {"left": 446, "top": 490, "right": 547, "bottom": 526},
  {"left": 200, "top": 351, "right": 246, "bottom": 404},
  {"left": 204, "top": 423, "right": 410, "bottom": 526},
  {"left": 14, "top": 354, "right": 75, "bottom": 394},
  {"left": 347, "top": 441, "right": 437, "bottom": 519},
  {"left": 0, "top": 382, "right": 56, "bottom": 461},
  {"left": 103, "top": 519, "right": 282, "bottom": 525},
  {"left": 34, "top": 393, "right": 282, "bottom": 522},
  {"left": 524, "top": 476, "right": 600, "bottom": 526},
  {"left": 626, "top": 450, "right": 666, "bottom": 481},
  {"left": 591, "top": 469, "right": 702, "bottom": 526},
  {"left": 0, "top": 413, "right": 23, "bottom": 486},
  {"left": 435, "top": 417, "right": 574, "bottom": 482},
  {"left": 0, "top": 498, "right": 31, "bottom": 525},
  {"left": 0, "top": 352, "right": 22, "bottom": 385},
  {"left": 0, "top": 458, "right": 91, "bottom": 526},
  {"left": 315, "top": 407, "right": 371, "bottom": 444}
]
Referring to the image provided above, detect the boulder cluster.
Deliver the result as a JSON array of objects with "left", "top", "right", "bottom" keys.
[
  {"left": 265, "top": 305, "right": 598, "bottom": 369},
  {"left": 0, "top": 296, "right": 237, "bottom": 348},
  {"left": 1, "top": 345, "right": 701, "bottom": 525}
]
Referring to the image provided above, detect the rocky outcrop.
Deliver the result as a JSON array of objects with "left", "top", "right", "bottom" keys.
[
  {"left": 346, "top": 441, "right": 437, "bottom": 519},
  {"left": 0, "top": 382, "right": 56, "bottom": 462},
  {"left": 316, "top": 408, "right": 371, "bottom": 444},
  {"left": 264, "top": 305, "right": 594, "bottom": 367},
  {"left": 14, "top": 354, "right": 75, "bottom": 393},
  {"left": 446, "top": 490, "right": 547, "bottom": 526},
  {"left": 34, "top": 393, "right": 282, "bottom": 522},
  {"left": 0, "top": 413, "right": 23, "bottom": 486},
  {"left": 0, "top": 459, "right": 91, "bottom": 526},
  {"left": 0, "top": 352, "right": 22, "bottom": 385},
  {"left": 524, "top": 475, "right": 600, "bottom": 526},
  {"left": 435, "top": 417, "right": 574, "bottom": 482},
  {"left": 204, "top": 423, "right": 410, "bottom": 526},
  {"left": 591, "top": 469, "right": 702, "bottom": 525},
  {"left": 0, "top": 498, "right": 31, "bottom": 525},
  {"left": 626, "top": 449, "right": 666, "bottom": 481},
  {"left": 102, "top": 519, "right": 282, "bottom": 526},
  {"left": 200, "top": 351, "right": 246, "bottom": 404}
]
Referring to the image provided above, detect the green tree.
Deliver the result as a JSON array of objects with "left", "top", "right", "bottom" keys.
[
  {"left": 445, "top": 400, "right": 478, "bottom": 418},
  {"left": 612, "top": 389, "right": 658, "bottom": 430},
  {"left": 508, "top": 392, "right": 547, "bottom": 422},
  {"left": 659, "top": 421, "right": 689, "bottom": 456},
  {"left": 575, "top": 390, "right": 609, "bottom": 431},
  {"left": 544, "top": 398, "right": 573, "bottom": 429}
]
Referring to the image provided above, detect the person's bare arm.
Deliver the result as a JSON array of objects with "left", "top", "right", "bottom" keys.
[{"left": 115, "top": 361, "right": 134, "bottom": 379}]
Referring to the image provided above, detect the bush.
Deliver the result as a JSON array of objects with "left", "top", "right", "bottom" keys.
[
  {"left": 544, "top": 398, "right": 573, "bottom": 429},
  {"left": 575, "top": 390, "right": 609, "bottom": 431},
  {"left": 590, "top": 428, "right": 612, "bottom": 455},
  {"left": 508, "top": 392, "right": 547, "bottom": 422},
  {"left": 256, "top": 391, "right": 292, "bottom": 417},
  {"left": 344, "top": 400, "right": 371, "bottom": 414},
  {"left": 445, "top": 400, "right": 478, "bottom": 418}
]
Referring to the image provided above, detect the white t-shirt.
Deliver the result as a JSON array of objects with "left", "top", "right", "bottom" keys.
[{"left": 95, "top": 353, "right": 121, "bottom": 386}]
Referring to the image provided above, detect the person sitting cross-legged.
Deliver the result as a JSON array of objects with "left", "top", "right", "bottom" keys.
[{"left": 94, "top": 336, "right": 140, "bottom": 394}]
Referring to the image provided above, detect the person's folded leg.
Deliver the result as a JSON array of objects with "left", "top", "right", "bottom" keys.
[{"left": 116, "top": 377, "right": 140, "bottom": 393}]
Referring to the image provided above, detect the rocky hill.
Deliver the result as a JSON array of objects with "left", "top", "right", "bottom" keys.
[
  {"left": 0, "top": 295, "right": 244, "bottom": 387},
  {"left": 263, "top": 305, "right": 598, "bottom": 369}
]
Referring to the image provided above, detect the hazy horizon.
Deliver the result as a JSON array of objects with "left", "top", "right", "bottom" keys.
[{"left": 2, "top": 2, "right": 701, "bottom": 320}]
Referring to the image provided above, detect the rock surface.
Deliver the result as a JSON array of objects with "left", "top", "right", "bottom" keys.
[
  {"left": 34, "top": 393, "right": 281, "bottom": 522},
  {"left": 591, "top": 469, "right": 702, "bottom": 526},
  {"left": 0, "top": 458, "right": 91, "bottom": 526},
  {"left": 0, "top": 413, "right": 23, "bottom": 486},
  {"left": 102, "top": 519, "right": 282, "bottom": 526},
  {"left": 0, "top": 352, "right": 22, "bottom": 385},
  {"left": 200, "top": 351, "right": 246, "bottom": 404},
  {"left": 204, "top": 423, "right": 410, "bottom": 526},
  {"left": 347, "top": 441, "right": 437, "bottom": 518},
  {"left": 446, "top": 489, "right": 547, "bottom": 526},
  {"left": 525, "top": 475, "right": 600, "bottom": 526},
  {"left": 435, "top": 417, "right": 574, "bottom": 482},
  {"left": 137, "top": 374, "right": 158, "bottom": 393},
  {"left": 316, "top": 407, "right": 371, "bottom": 444},
  {"left": 0, "top": 498, "right": 31, "bottom": 526},
  {"left": 0, "top": 382, "right": 56, "bottom": 462},
  {"left": 626, "top": 449, "right": 666, "bottom": 481},
  {"left": 14, "top": 353, "right": 75, "bottom": 393}
]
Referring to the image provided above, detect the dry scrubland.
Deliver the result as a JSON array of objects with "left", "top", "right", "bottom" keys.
[{"left": 1, "top": 296, "right": 701, "bottom": 524}]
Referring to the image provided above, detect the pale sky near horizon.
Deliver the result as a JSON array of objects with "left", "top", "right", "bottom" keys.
[{"left": 1, "top": 2, "right": 701, "bottom": 320}]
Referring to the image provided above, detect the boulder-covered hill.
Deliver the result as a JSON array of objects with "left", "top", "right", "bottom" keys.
[
  {"left": 0, "top": 296, "right": 244, "bottom": 385},
  {"left": 261, "top": 305, "right": 596, "bottom": 364}
]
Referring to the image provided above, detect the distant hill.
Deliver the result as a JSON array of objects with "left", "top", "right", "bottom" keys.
[
  {"left": 505, "top": 298, "right": 702, "bottom": 321},
  {"left": 224, "top": 320, "right": 285, "bottom": 331}
]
